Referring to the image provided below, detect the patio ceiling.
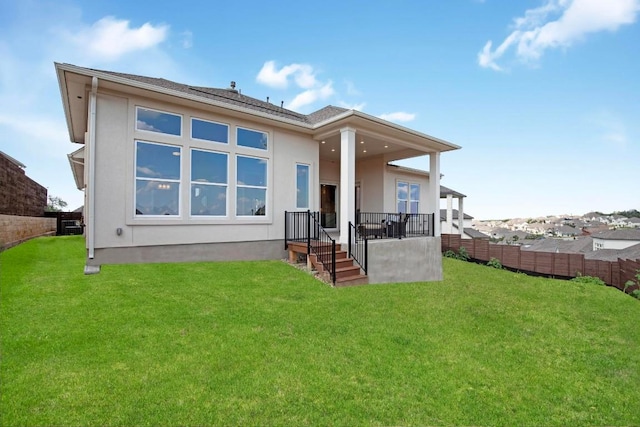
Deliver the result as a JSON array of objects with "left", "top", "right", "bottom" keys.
[{"left": 317, "top": 132, "right": 425, "bottom": 162}]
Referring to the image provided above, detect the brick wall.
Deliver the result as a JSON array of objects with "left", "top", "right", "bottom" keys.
[
  {"left": 0, "top": 153, "right": 48, "bottom": 216},
  {"left": 0, "top": 214, "right": 57, "bottom": 250}
]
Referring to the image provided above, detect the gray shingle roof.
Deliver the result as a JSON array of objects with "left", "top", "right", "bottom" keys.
[
  {"left": 592, "top": 229, "right": 640, "bottom": 241},
  {"left": 306, "top": 106, "right": 349, "bottom": 124},
  {"left": 440, "top": 209, "right": 473, "bottom": 220},
  {"left": 585, "top": 243, "right": 640, "bottom": 261},
  {"left": 440, "top": 185, "right": 466, "bottom": 198},
  {"left": 522, "top": 237, "right": 594, "bottom": 254},
  {"left": 90, "top": 68, "right": 347, "bottom": 125}
]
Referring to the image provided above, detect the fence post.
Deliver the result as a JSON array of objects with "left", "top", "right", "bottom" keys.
[
  {"left": 284, "top": 211, "right": 288, "bottom": 250},
  {"left": 306, "top": 210, "right": 311, "bottom": 255},
  {"left": 348, "top": 222, "right": 352, "bottom": 258},
  {"left": 331, "top": 240, "right": 336, "bottom": 284}
]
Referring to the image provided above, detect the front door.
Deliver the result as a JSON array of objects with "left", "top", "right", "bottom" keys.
[{"left": 320, "top": 183, "right": 337, "bottom": 229}]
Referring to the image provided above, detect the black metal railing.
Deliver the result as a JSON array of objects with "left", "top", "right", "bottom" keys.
[
  {"left": 348, "top": 221, "right": 367, "bottom": 274},
  {"left": 308, "top": 212, "right": 336, "bottom": 284},
  {"left": 356, "top": 212, "right": 435, "bottom": 239},
  {"left": 284, "top": 210, "right": 319, "bottom": 250},
  {"left": 285, "top": 211, "right": 336, "bottom": 284}
]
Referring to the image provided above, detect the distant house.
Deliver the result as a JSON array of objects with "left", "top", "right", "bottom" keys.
[
  {"left": 553, "top": 225, "right": 583, "bottom": 238},
  {"left": 439, "top": 209, "right": 487, "bottom": 239},
  {"left": 591, "top": 229, "right": 640, "bottom": 251},
  {"left": 585, "top": 242, "right": 640, "bottom": 262},
  {"left": 522, "top": 236, "right": 593, "bottom": 254}
]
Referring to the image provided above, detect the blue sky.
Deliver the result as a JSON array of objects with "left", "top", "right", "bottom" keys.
[{"left": 1, "top": 0, "right": 638, "bottom": 219}]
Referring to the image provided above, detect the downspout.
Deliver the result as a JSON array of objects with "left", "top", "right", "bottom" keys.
[{"left": 87, "top": 77, "right": 98, "bottom": 259}]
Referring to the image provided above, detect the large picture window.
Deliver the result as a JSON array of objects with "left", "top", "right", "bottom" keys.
[
  {"left": 191, "top": 149, "right": 228, "bottom": 216},
  {"left": 237, "top": 127, "right": 268, "bottom": 150},
  {"left": 236, "top": 155, "right": 267, "bottom": 216},
  {"left": 191, "top": 118, "right": 228, "bottom": 144},
  {"left": 296, "top": 163, "right": 310, "bottom": 209},
  {"left": 135, "top": 141, "right": 181, "bottom": 216},
  {"left": 136, "top": 107, "right": 182, "bottom": 136}
]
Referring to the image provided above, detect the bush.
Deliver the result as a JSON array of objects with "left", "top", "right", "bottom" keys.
[
  {"left": 443, "top": 247, "right": 470, "bottom": 262},
  {"left": 487, "top": 257, "right": 503, "bottom": 269},
  {"left": 623, "top": 269, "right": 640, "bottom": 300},
  {"left": 571, "top": 274, "right": 606, "bottom": 286}
]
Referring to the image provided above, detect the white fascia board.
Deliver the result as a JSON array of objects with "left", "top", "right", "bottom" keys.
[
  {"left": 312, "top": 109, "right": 461, "bottom": 153},
  {"left": 55, "top": 62, "right": 76, "bottom": 143}
]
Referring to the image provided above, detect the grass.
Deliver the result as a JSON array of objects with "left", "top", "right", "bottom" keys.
[{"left": 1, "top": 236, "right": 640, "bottom": 426}]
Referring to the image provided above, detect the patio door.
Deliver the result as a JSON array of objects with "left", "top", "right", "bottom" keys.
[{"left": 320, "top": 183, "right": 337, "bottom": 229}]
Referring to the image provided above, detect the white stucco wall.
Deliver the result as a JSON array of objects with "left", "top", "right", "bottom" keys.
[
  {"left": 382, "top": 165, "right": 431, "bottom": 214},
  {"left": 356, "top": 156, "right": 385, "bottom": 212},
  {"left": 92, "top": 91, "right": 318, "bottom": 250}
]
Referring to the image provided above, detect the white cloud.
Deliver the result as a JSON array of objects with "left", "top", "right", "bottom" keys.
[
  {"left": 257, "top": 61, "right": 338, "bottom": 111},
  {"left": 478, "top": 0, "right": 640, "bottom": 70},
  {"left": 62, "top": 16, "right": 169, "bottom": 61},
  {"left": 287, "top": 81, "right": 335, "bottom": 110},
  {"left": 181, "top": 30, "right": 193, "bottom": 49},
  {"left": 592, "top": 111, "right": 629, "bottom": 148},
  {"left": 256, "top": 61, "right": 317, "bottom": 89},
  {"left": 344, "top": 80, "right": 361, "bottom": 96},
  {"left": 338, "top": 101, "right": 366, "bottom": 111},
  {"left": 378, "top": 112, "right": 416, "bottom": 122}
]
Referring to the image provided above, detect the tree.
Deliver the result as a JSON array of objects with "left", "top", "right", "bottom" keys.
[{"left": 46, "top": 195, "right": 68, "bottom": 212}]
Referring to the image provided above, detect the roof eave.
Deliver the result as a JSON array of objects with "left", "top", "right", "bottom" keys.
[
  {"left": 55, "top": 63, "right": 315, "bottom": 133},
  {"left": 312, "top": 109, "right": 461, "bottom": 152},
  {"left": 55, "top": 62, "right": 78, "bottom": 143}
]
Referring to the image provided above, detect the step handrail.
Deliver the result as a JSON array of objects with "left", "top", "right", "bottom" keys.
[{"left": 348, "top": 221, "right": 367, "bottom": 274}]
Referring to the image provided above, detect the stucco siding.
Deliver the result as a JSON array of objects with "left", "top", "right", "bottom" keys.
[
  {"left": 356, "top": 156, "right": 385, "bottom": 212},
  {"left": 383, "top": 165, "right": 431, "bottom": 213},
  {"left": 90, "top": 90, "right": 318, "bottom": 251}
]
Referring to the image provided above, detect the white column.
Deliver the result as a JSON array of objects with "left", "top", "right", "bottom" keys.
[
  {"left": 339, "top": 127, "right": 356, "bottom": 244},
  {"left": 446, "top": 194, "right": 453, "bottom": 234},
  {"left": 429, "top": 152, "right": 441, "bottom": 237},
  {"left": 458, "top": 196, "right": 464, "bottom": 236}
]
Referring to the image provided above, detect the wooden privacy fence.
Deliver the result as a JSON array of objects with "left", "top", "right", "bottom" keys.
[{"left": 441, "top": 234, "right": 640, "bottom": 294}]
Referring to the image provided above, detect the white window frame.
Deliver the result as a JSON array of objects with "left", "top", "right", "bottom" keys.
[
  {"left": 134, "top": 140, "right": 182, "bottom": 218},
  {"left": 191, "top": 117, "right": 229, "bottom": 145},
  {"left": 236, "top": 126, "right": 268, "bottom": 151},
  {"left": 295, "top": 163, "right": 311, "bottom": 210},
  {"left": 189, "top": 148, "right": 228, "bottom": 218},
  {"left": 397, "top": 181, "right": 420, "bottom": 214},
  {"left": 135, "top": 106, "right": 182, "bottom": 137},
  {"left": 236, "top": 154, "right": 268, "bottom": 217}
]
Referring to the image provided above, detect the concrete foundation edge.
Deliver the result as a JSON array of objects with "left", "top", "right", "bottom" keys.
[{"left": 87, "top": 239, "right": 287, "bottom": 267}]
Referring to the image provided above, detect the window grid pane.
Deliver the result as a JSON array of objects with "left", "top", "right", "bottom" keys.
[
  {"left": 135, "top": 141, "right": 181, "bottom": 216},
  {"left": 296, "top": 164, "right": 310, "bottom": 209},
  {"left": 192, "top": 118, "right": 228, "bottom": 143},
  {"left": 237, "top": 128, "right": 268, "bottom": 150},
  {"left": 237, "top": 155, "right": 268, "bottom": 216},
  {"left": 191, "top": 184, "right": 227, "bottom": 216},
  {"left": 136, "top": 107, "right": 181, "bottom": 136}
]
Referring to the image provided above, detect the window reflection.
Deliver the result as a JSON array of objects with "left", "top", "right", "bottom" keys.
[
  {"left": 237, "top": 128, "right": 268, "bottom": 150},
  {"left": 136, "top": 107, "right": 181, "bottom": 136}
]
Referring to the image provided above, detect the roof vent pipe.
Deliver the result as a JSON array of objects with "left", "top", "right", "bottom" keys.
[
  {"left": 266, "top": 96, "right": 269, "bottom": 103},
  {"left": 281, "top": 101, "right": 284, "bottom": 108}
]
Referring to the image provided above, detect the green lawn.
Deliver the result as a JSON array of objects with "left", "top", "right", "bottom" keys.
[{"left": 1, "top": 236, "right": 639, "bottom": 426}]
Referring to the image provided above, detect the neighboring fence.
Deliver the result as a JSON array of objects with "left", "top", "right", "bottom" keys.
[
  {"left": 45, "top": 211, "right": 84, "bottom": 235},
  {"left": 0, "top": 214, "right": 56, "bottom": 250},
  {"left": 441, "top": 234, "right": 640, "bottom": 294}
]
